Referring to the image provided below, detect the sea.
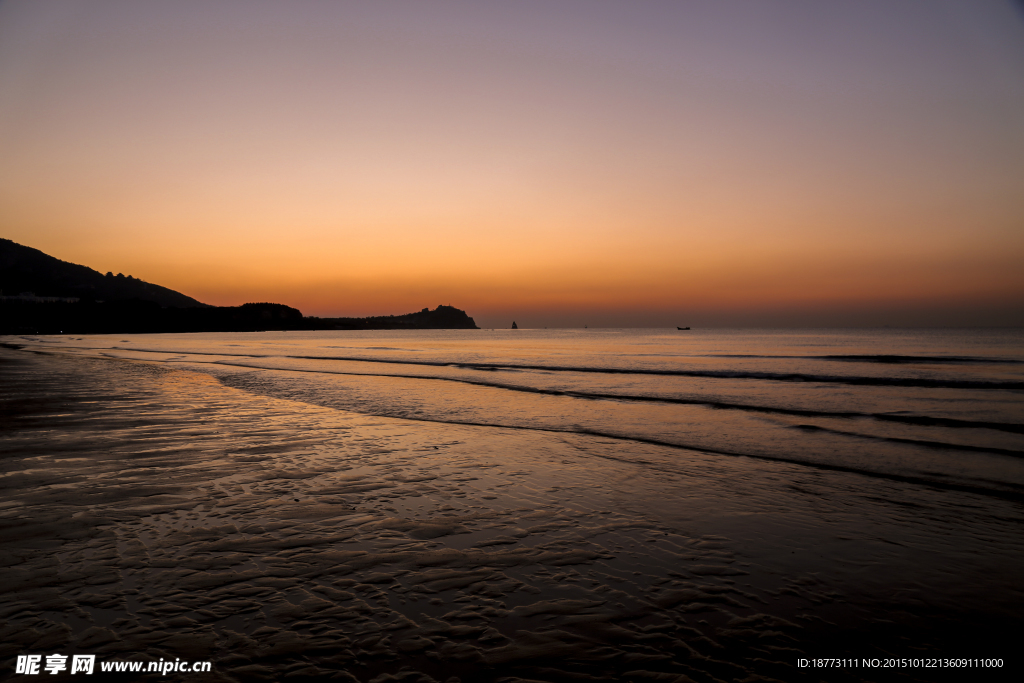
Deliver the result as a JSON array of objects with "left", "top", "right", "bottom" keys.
[
  {"left": 25, "top": 327, "right": 1024, "bottom": 495},
  {"left": 2, "top": 327, "right": 1021, "bottom": 681}
]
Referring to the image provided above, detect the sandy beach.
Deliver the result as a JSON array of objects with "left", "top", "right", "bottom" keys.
[{"left": 2, "top": 343, "right": 1021, "bottom": 682}]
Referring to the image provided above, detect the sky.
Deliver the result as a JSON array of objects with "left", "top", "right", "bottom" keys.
[{"left": 1, "top": 0, "right": 1022, "bottom": 328}]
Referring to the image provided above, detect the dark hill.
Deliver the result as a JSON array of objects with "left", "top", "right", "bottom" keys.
[
  {"left": 0, "top": 239, "right": 480, "bottom": 334},
  {"left": 0, "top": 238, "right": 207, "bottom": 308}
]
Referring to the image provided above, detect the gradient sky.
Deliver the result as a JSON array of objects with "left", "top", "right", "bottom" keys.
[{"left": 1, "top": 0, "right": 1022, "bottom": 327}]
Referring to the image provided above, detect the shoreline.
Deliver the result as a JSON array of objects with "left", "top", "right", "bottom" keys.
[{"left": 1, "top": 347, "right": 1020, "bottom": 681}]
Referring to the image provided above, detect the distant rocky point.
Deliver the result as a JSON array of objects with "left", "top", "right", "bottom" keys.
[
  {"left": 0, "top": 238, "right": 478, "bottom": 334},
  {"left": 308, "top": 305, "right": 478, "bottom": 331}
]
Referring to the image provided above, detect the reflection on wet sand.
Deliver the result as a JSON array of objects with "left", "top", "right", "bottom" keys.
[{"left": 1, "top": 349, "right": 1020, "bottom": 682}]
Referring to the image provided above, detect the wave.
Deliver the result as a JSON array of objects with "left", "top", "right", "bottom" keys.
[
  {"left": 97, "top": 346, "right": 1024, "bottom": 389},
  {"left": 282, "top": 355, "right": 1024, "bottom": 391},
  {"left": 788, "top": 424, "right": 1024, "bottom": 459},
  {"left": 823, "top": 354, "right": 1022, "bottom": 365},
  {"left": 706, "top": 354, "right": 1024, "bottom": 365},
  {"left": 211, "top": 371, "right": 1024, "bottom": 503},
  {"left": 17, "top": 342, "right": 1024, "bottom": 501},
  {"left": 206, "top": 358, "right": 1024, "bottom": 435},
  {"left": 324, "top": 346, "right": 413, "bottom": 351},
  {"left": 31, "top": 345, "right": 1024, "bottom": 432}
]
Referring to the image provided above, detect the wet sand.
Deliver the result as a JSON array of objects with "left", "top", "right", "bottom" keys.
[{"left": 1, "top": 347, "right": 1021, "bottom": 682}]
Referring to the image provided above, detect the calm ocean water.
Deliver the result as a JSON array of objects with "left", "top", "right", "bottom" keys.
[{"left": 23, "top": 327, "right": 1024, "bottom": 500}]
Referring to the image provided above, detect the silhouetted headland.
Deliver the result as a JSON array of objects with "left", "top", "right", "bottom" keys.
[
  {"left": 0, "top": 239, "right": 478, "bottom": 334},
  {"left": 304, "top": 305, "right": 478, "bottom": 331},
  {"left": 1, "top": 238, "right": 205, "bottom": 308}
]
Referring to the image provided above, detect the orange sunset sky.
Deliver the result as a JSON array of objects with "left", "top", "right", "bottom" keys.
[{"left": 1, "top": 0, "right": 1022, "bottom": 328}]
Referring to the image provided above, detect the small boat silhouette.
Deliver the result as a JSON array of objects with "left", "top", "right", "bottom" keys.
[
  {"left": 677, "top": 326, "right": 690, "bottom": 330},
  {"left": 511, "top": 321, "right": 518, "bottom": 329}
]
